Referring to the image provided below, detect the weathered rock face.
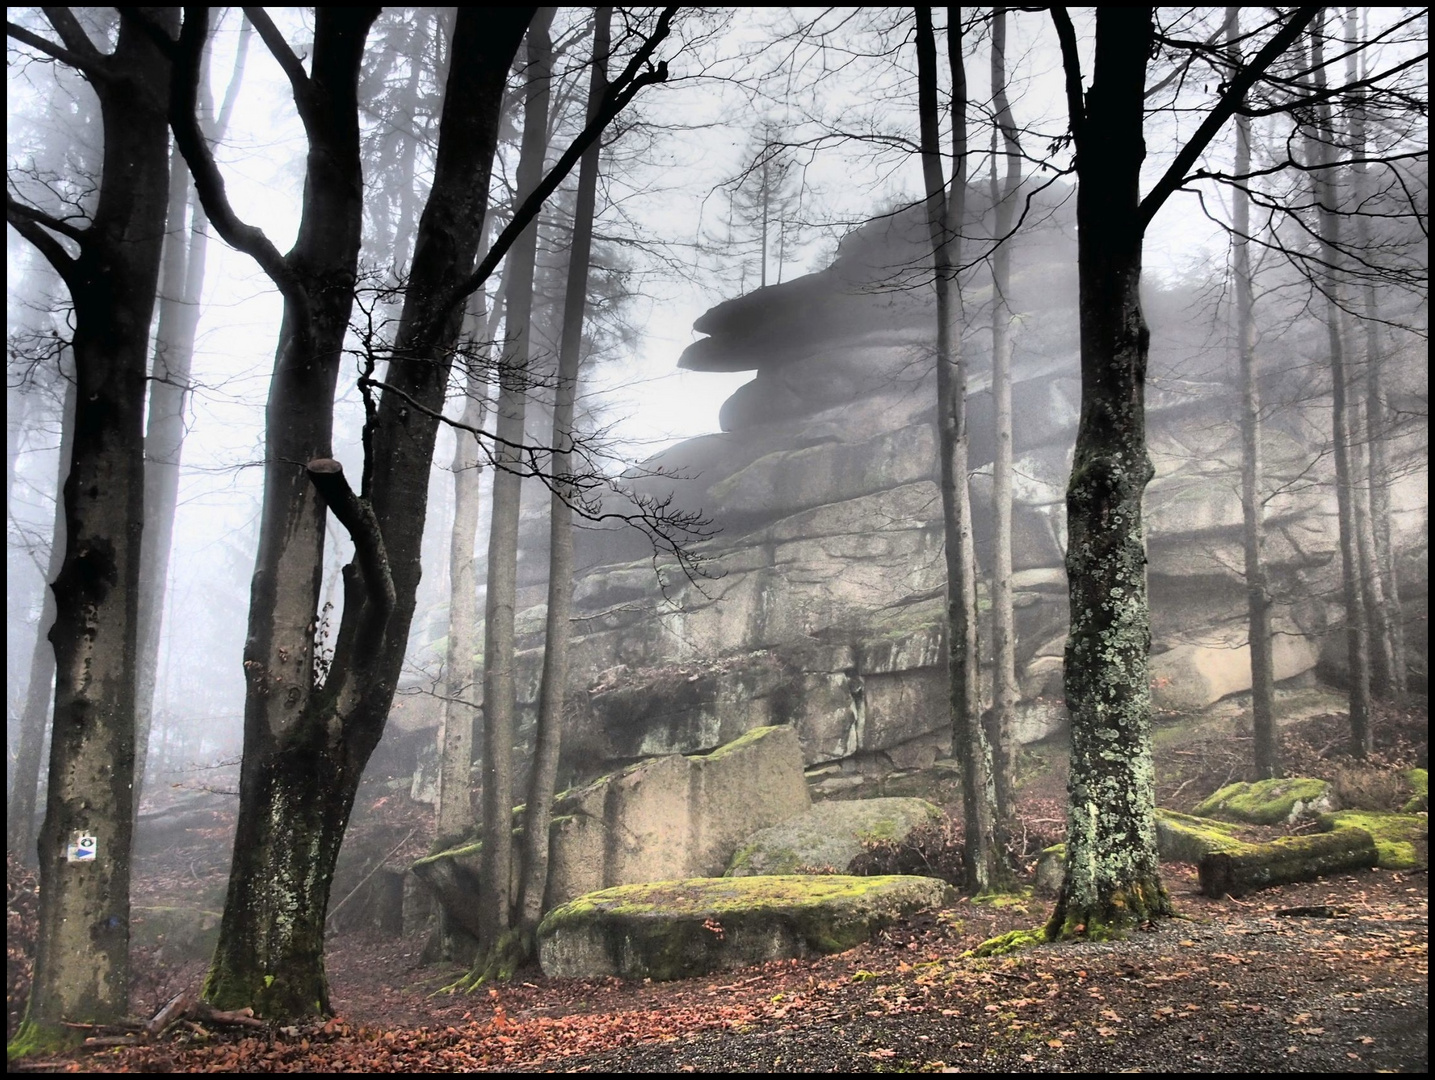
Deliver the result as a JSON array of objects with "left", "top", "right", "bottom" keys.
[
  {"left": 501, "top": 188, "right": 1426, "bottom": 789},
  {"left": 544, "top": 725, "right": 811, "bottom": 909},
  {"left": 726, "top": 797, "right": 944, "bottom": 877},
  {"left": 413, "top": 726, "right": 811, "bottom": 935}
]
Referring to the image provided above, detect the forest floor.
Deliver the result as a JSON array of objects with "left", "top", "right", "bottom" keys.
[{"left": 7, "top": 692, "right": 1428, "bottom": 1073}]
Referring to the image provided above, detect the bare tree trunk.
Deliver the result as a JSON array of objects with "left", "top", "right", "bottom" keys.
[
  {"left": 915, "top": 6, "right": 1003, "bottom": 893},
  {"left": 760, "top": 158, "right": 769, "bottom": 289},
  {"left": 1362, "top": 314, "right": 1405, "bottom": 701},
  {"left": 179, "top": 8, "right": 381, "bottom": 1020},
  {"left": 1308, "top": 13, "right": 1372, "bottom": 758},
  {"left": 390, "top": 15, "right": 429, "bottom": 276},
  {"left": 479, "top": 7, "right": 556, "bottom": 958},
  {"left": 1228, "top": 7, "right": 1279, "bottom": 780},
  {"left": 1345, "top": 10, "right": 1401, "bottom": 702},
  {"left": 987, "top": 4, "right": 1021, "bottom": 827},
  {"left": 436, "top": 296, "right": 490, "bottom": 843},
  {"left": 1348, "top": 352, "right": 1392, "bottom": 699},
  {"left": 134, "top": 21, "right": 250, "bottom": 810},
  {"left": 8, "top": 10, "right": 174, "bottom": 1047},
  {"left": 519, "top": 6, "right": 610, "bottom": 936},
  {"left": 7, "top": 379, "right": 73, "bottom": 862}
]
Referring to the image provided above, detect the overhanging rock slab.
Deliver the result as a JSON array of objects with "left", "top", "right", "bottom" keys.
[{"left": 537, "top": 874, "right": 952, "bottom": 981}]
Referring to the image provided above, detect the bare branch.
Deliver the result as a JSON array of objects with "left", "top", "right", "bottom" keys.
[
  {"left": 240, "top": 6, "right": 311, "bottom": 110},
  {"left": 1049, "top": 7, "right": 1086, "bottom": 147},
  {"left": 1139, "top": 7, "right": 1322, "bottom": 229},
  {"left": 166, "top": 7, "right": 300, "bottom": 301},
  {"left": 306, "top": 458, "right": 395, "bottom": 626},
  {"left": 39, "top": 7, "right": 104, "bottom": 62},
  {"left": 441, "top": 6, "right": 679, "bottom": 324},
  {"left": 7, "top": 17, "right": 108, "bottom": 79},
  {"left": 6, "top": 194, "right": 81, "bottom": 283}
]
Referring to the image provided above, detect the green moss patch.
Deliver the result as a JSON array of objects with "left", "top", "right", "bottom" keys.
[
  {"left": 537, "top": 874, "right": 952, "bottom": 981},
  {"left": 1155, "top": 809, "right": 1253, "bottom": 862},
  {"left": 970, "top": 926, "right": 1049, "bottom": 957},
  {"left": 1318, "top": 811, "right": 1427, "bottom": 871},
  {"left": 1193, "top": 777, "right": 1335, "bottom": 825},
  {"left": 1402, "top": 769, "right": 1428, "bottom": 813},
  {"left": 687, "top": 724, "right": 784, "bottom": 762}
]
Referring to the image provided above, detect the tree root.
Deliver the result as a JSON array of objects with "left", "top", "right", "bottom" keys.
[{"left": 443, "top": 928, "right": 534, "bottom": 993}]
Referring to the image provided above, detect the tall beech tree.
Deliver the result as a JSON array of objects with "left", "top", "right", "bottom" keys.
[
  {"left": 160, "top": 3, "right": 674, "bottom": 1015},
  {"left": 1045, "top": 5, "right": 1318, "bottom": 938},
  {"left": 1227, "top": 6, "right": 1279, "bottom": 780},
  {"left": 5, "top": 6, "right": 175, "bottom": 1048},
  {"left": 913, "top": 6, "right": 1004, "bottom": 893},
  {"left": 161, "top": 5, "right": 387, "bottom": 1018},
  {"left": 1307, "top": 11, "right": 1372, "bottom": 758},
  {"left": 518, "top": 5, "right": 613, "bottom": 944},
  {"left": 1348, "top": 15, "right": 1408, "bottom": 705},
  {"left": 478, "top": 7, "right": 557, "bottom": 968},
  {"left": 986, "top": 3, "right": 1022, "bottom": 826}
]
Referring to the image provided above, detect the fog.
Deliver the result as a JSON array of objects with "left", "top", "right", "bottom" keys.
[{"left": 5, "top": 6, "right": 1426, "bottom": 959}]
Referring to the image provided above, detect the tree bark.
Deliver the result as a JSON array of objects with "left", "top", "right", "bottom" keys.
[
  {"left": 519, "top": 6, "right": 611, "bottom": 935},
  {"left": 480, "top": 7, "right": 556, "bottom": 956},
  {"left": 6, "top": 379, "right": 73, "bottom": 862},
  {"left": 1041, "top": 0, "right": 1315, "bottom": 935},
  {"left": 1047, "top": 7, "right": 1171, "bottom": 937},
  {"left": 195, "top": 6, "right": 540, "bottom": 1020},
  {"left": 8, "top": 8, "right": 174, "bottom": 1046},
  {"left": 1228, "top": 7, "right": 1279, "bottom": 780},
  {"left": 987, "top": 4, "right": 1021, "bottom": 825},
  {"left": 1307, "top": 12, "right": 1372, "bottom": 758},
  {"left": 914, "top": 6, "right": 1003, "bottom": 893}
]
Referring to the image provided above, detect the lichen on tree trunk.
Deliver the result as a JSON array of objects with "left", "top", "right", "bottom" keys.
[{"left": 1047, "top": 7, "right": 1171, "bottom": 939}]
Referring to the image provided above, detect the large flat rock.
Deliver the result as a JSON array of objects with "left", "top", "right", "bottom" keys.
[
  {"left": 727, "top": 797, "right": 944, "bottom": 876},
  {"left": 537, "top": 874, "right": 953, "bottom": 981}
]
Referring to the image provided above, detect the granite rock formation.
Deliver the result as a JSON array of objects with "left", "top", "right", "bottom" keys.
[{"left": 498, "top": 189, "right": 1426, "bottom": 790}]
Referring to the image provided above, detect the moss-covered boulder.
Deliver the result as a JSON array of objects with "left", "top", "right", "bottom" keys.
[
  {"left": 726, "top": 797, "right": 943, "bottom": 876},
  {"left": 1155, "top": 809, "right": 1252, "bottom": 862},
  {"left": 1318, "top": 811, "right": 1428, "bottom": 871},
  {"left": 1193, "top": 777, "right": 1336, "bottom": 825},
  {"left": 537, "top": 874, "right": 953, "bottom": 981},
  {"left": 1198, "top": 828, "right": 1378, "bottom": 898},
  {"left": 1035, "top": 811, "right": 1252, "bottom": 894},
  {"left": 1033, "top": 844, "right": 1065, "bottom": 895}
]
